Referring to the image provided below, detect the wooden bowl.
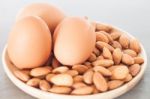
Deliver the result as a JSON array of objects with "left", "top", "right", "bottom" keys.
[{"left": 2, "top": 24, "right": 147, "bottom": 99}]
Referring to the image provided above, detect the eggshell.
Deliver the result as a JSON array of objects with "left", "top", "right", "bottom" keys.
[
  {"left": 16, "top": 3, "right": 65, "bottom": 33},
  {"left": 8, "top": 16, "right": 52, "bottom": 69},
  {"left": 54, "top": 17, "right": 96, "bottom": 65}
]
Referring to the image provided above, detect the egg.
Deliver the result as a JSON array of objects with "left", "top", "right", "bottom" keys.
[
  {"left": 54, "top": 17, "right": 96, "bottom": 65},
  {"left": 7, "top": 16, "right": 52, "bottom": 69},
  {"left": 16, "top": 3, "right": 65, "bottom": 33}
]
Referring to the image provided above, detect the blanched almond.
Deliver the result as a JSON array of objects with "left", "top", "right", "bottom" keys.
[
  {"left": 88, "top": 53, "right": 97, "bottom": 62},
  {"left": 130, "top": 39, "right": 141, "bottom": 53},
  {"left": 112, "top": 41, "right": 122, "bottom": 49},
  {"left": 93, "top": 72, "right": 108, "bottom": 92},
  {"left": 129, "top": 64, "right": 141, "bottom": 76},
  {"left": 71, "top": 86, "right": 94, "bottom": 95},
  {"left": 73, "top": 75, "right": 84, "bottom": 82},
  {"left": 96, "top": 31, "right": 109, "bottom": 43},
  {"left": 49, "top": 86, "right": 71, "bottom": 94},
  {"left": 14, "top": 70, "right": 30, "bottom": 82},
  {"left": 122, "top": 54, "right": 134, "bottom": 65},
  {"left": 52, "top": 57, "right": 61, "bottom": 68},
  {"left": 113, "top": 48, "right": 122, "bottom": 65},
  {"left": 93, "top": 47, "right": 101, "bottom": 56},
  {"left": 46, "top": 74, "right": 55, "bottom": 82},
  {"left": 96, "top": 23, "right": 112, "bottom": 32},
  {"left": 123, "top": 49, "right": 137, "bottom": 57},
  {"left": 96, "top": 41, "right": 114, "bottom": 52},
  {"left": 72, "top": 82, "right": 87, "bottom": 89},
  {"left": 52, "top": 66, "right": 69, "bottom": 73},
  {"left": 51, "top": 74, "right": 73, "bottom": 86},
  {"left": 83, "top": 70, "right": 94, "bottom": 84},
  {"left": 93, "top": 66, "right": 112, "bottom": 76},
  {"left": 111, "top": 66, "right": 129, "bottom": 80},
  {"left": 26, "top": 78, "right": 41, "bottom": 87},
  {"left": 92, "top": 59, "right": 114, "bottom": 67},
  {"left": 134, "top": 57, "right": 144, "bottom": 64},
  {"left": 103, "top": 47, "right": 112, "bottom": 60},
  {"left": 72, "top": 65, "right": 88, "bottom": 74},
  {"left": 39, "top": 80, "right": 51, "bottom": 91},
  {"left": 119, "top": 34, "right": 129, "bottom": 48},
  {"left": 30, "top": 67, "right": 51, "bottom": 77},
  {"left": 65, "top": 70, "right": 78, "bottom": 77},
  {"left": 108, "top": 80, "right": 124, "bottom": 90}
]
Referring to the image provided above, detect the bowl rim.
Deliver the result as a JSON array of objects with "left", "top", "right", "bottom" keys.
[{"left": 2, "top": 23, "right": 148, "bottom": 99}]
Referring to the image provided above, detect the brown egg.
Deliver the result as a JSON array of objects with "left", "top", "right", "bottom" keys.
[
  {"left": 16, "top": 3, "right": 65, "bottom": 33},
  {"left": 8, "top": 16, "right": 52, "bottom": 69},
  {"left": 54, "top": 17, "right": 96, "bottom": 65}
]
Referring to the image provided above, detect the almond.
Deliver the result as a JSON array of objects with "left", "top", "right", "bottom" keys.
[
  {"left": 122, "top": 54, "right": 134, "bottom": 65},
  {"left": 39, "top": 80, "right": 51, "bottom": 91},
  {"left": 93, "top": 72, "right": 108, "bottom": 92},
  {"left": 84, "top": 61, "right": 92, "bottom": 66},
  {"left": 92, "top": 59, "right": 114, "bottom": 67},
  {"left": 65, "top": 70, "right": 78, "bottom": 77},
  {"left": 96, "top": 23, "right": 112, "bottom": 32},
  {"left": 103, "top": 47, "right": 112, "bottom": 60},
  {"left": 97, "top": 55, "right": 104, "bottom": 60},
  {"left": 102, "top": 31, "right": 114, "bottom": 43},
  {"left": 72, "top": 65, "right": 88, "bottom": 74},
  {"left": 123, "top": 74, "right": 132, "bottom": 82},
  {"left": 111, "top": 66, "right": 129, "bottom": 80},
  {"left": 96, "top": 41, "right": 114, "bottom": 52},
  {"left": 72, "top": 82, "right": 87, "bottom": 89},
  {"left": 134, "top": 57, "right": 144, "bottom": 64},
  {"left": 110, "top": 30, "right": 121, "bottom": 40},
  {"left": 49, "top": 86, "right": 71, "bottom": 94},
  {"left": 130, "top": 39, "right": 141, "bottom": 53},
  {"left": 73, "top": 75, "right": 84, "bottom": 83},
  {"left": 52, "top": 66, "right": 69, "bottom": 73},
  {"left": 71, "top": 86, "right": 94, "bottom": 95},
  {"left": 123, "top": 49, "right": 137, "bottom": 57},
  {"left": 93, "top": 47, "right": 101, "bottom": 56},
  {"left": 119, "top": 34, "right": 129, "bottom": 48},
  {"left": 83, "top": 70, "right": 94, "bottom": 84},
  {"left": 129, "top": 64, "right": 141, "bottom": 76},
  {"left": 14, "top": 70, "right": 30, "bottom": 82},
  {"left": 112, "top": 41, "right": 122, "bottom": 49},
  {"left": 51, "top": 74, "right": 73, "bottom": 86},
  {"left": 30, "top": 67, "right": 51, "bottom": 77},
  {"left": 108, "top": 80, "right": 124, "bottom": 90},
  {"left": 93, "top": 66, "right": 112, "bottom": 76},
  {"left": 26, "top": 78, "right": 41, "bottom": 87},
  {"left": 96, "top": 31, "right": 109, "bottom": 43},
  {"left": 46, "top": 74, "right": 55, "bottom": 82},
  {"left": 88, "top": 53, "right": 97, "bottom": 62},
  {"left": 113, "top": 48, "right": 122, "bottom": 65}
]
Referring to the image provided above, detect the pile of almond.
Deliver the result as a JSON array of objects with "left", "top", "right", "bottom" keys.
[{"left": 13, "top": 22, "right": 144, "bottom": 95}]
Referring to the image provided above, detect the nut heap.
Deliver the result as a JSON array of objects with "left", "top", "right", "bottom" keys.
[{"left": 13, "top": 22, "right": 144, "bottom": 95}]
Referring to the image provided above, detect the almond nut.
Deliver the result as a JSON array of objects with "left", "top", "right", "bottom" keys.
[
  {"left": 93, "top": 66, "right": 112, "bottom": 76},
  {"left": 49, "top": 86, "right": 71, "bottom": 94},
  {"left": 96, "top": 31, "right": 109, "bottom": 43},
  {"left": 39, "top": 80, "right": 51, "bottom": 91},
  {"left": 123, "top": 49, "right": 137, "bottom": 57},
  {"left": 50, "top": 74, "right": 73, "bottom": 86},
  {"left": 134, "top": 57, "right": 144, "bottom": 64},
  {"left": 103, "top": 47, "right": 112, "bottom": 60},
  {"left": 14, "top": 70, "right": 30, "bottom": 82},
  {"left": 96, "top": 41, "right": 114, "bottom": 52},
  {"left": 130, "top": 39, "right": 141, "bottom": 53},
  {"left": 72, "top": 65, "right": 88, "bottom": 74},
  {"left": 122, "top": 54, "right": 134, "bottom": 65},
  {"left": 93, "top": 72, "right": 108, "bottom": 92},
  {"left": 26, "top": 78, "right": 41, "bottom": 87},
  {"left": 71, "top": 86, "right": 94, "bottom": 95},
  {"left": 129, "top": 64, "right": 141, "bottom": 76},
  {"left": 119, "top": 34, "right": 129, "bottom": 48},
  {"left": 113, "top": 48, "right": 122, "bottom": 65},
  {"left": 83, "top": 70, "right": 94, "bottom": 84},
  {"left": 92, "top": 59, "right": 114, "bottom": 67},
  {"left": 52, "top": 66, "right": 69, "bottom": 73},
  {"left": 108, "top": 80, "right": 124, "bottom": 90}
]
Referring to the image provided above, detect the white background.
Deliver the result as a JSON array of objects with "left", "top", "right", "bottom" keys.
[{"left": 0, "top": 0, "right": 150, "bottom": 99}]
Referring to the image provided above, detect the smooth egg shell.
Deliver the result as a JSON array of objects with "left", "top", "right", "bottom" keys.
[
  {"left": 7, "top": 16, "right": 52, "bottom": 69},
  {"left": 54, "top": 17, "right": 96, "bottom": 65},
  {"left": 16, "top": 3, "right": 65, "bottom": 33}
]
